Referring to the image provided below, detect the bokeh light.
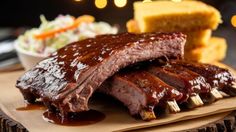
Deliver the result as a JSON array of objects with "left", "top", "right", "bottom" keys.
[
  {"left": 114, "top": 0, "right": 127, "bottom": 8},
  {"left": 171, "top": 0, "right": 182, "bottom": 2},
  {"left": 74, "top": 0, "right": 82, "bottom": 2},
  {"left": 143, "top": 0, "right": 152, "bottom": 3},
  {"left": 95, "top": 0, "right": 107, "bottom": 9},
  {"left": 231, "top": 15, "right": 236, "bottom": 27}
]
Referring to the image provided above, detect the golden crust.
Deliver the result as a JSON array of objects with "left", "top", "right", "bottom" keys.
[
  {"left": 184, "top": 30, "right": 211, "bottom": 49},
  {"left": 184, "top": 37, "right": 227, "bottom": 63},
  {"left": 126, "top": 19, "right": 141, "bottom": 33},
  {"left": 134, "top": 0, "right": 222, "bottom": 32},
  {"left": 126, "top": 19, "right": 211, "bottom": 49}
]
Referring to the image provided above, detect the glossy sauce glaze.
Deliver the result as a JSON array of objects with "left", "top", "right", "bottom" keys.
[
  {"left": 47, "top": 33, "right": 183, "bottom": 89},
  {"left": 170, "top": 61, "right": 235, "bottom": 89},
  {"left": 16, "top": 32, "right": 186, "bottom": 117},
  {"left": 43, "top": 110, "right": 105, "bottom": 126},
  {"left": 168, "top": 65, "right": 211, "bottom": 94},
  {"left": 152, "top": 65, "right": 211, "bottom": 94},
  {"left": 54, "top": 32, "right": 182, "bottom": 72},
  {"left": 119, "top": 70, "right": 183, "bottom": 108},
  {"left": 17, "top": 32, "right": 185, "bottom": 99}
]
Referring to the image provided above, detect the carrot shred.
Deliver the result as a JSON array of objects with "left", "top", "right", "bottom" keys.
[{"left": 34, "top": 15, "right": 95, "bottom": 40}]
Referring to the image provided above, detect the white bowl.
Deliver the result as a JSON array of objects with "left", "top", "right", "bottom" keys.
[{"left": 14, "top": 42, "right": 47, "bottom": 70}]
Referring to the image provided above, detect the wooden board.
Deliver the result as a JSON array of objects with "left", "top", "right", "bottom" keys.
[
  {"left": 133, "top": 111, "right": 236, "bottom": 132},
  {"left": 0, "top": 109, "right": 235, "bottom": 132},
  {"left": 0, "top": 62, "right": 235, "bottom": 131}
]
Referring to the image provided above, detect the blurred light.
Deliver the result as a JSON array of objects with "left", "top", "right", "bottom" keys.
[
  {"left": 171, "top": 0, "right": 182, "bottom": 2},
  {"left": 143, "top": 0, "right": 152, "bottom": 3},
  {"left": 114, "top": 0, "right": 127, "bottom": 8},
  {"left": 231, "top": 15, "right": 236, "bottom": 27},
  {"left": 95, "top": 0, "right": 107, "bottom": 9},
  {"left": 74, "top": 0, "right": 82, "bottom": 2}
]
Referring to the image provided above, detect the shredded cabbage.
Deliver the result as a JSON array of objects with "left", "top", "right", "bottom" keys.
[{"left": 16, "top": 15, "right": 118, "bottom": 56}]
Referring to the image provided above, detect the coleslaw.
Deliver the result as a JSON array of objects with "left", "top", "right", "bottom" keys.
[{"left": 15, "top": 15, "right": 118, "bottom": 56}]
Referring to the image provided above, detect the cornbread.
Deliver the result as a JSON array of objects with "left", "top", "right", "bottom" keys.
[
  {"left": 185, "top": 30, "right": 211, "bottom": 49},
  {"left": 127, "top": 19, "right": 141, "bottom": 33},
  {"left": 134, "top": 0, "right": 221, "bottom": 32},
  {"left": 185, "top": 37, "right": 227, "bottom": 63},
  {"left": 128, "top": 1, "right": 226, "bottom": 63},
  {"left": 126, "top": 19, "right": 211, "bottom": 49}
]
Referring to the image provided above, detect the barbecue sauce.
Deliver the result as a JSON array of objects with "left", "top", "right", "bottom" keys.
[
  {"left": 16, "top": 103, "right": 105, "bottom": 126},
  {"left": 170, "top": 61, "right": 235, "bottom": 89},
  {"left": 16, "top": 102, "right": 46, "bottom": 111},
  {"left": 149, "top": 65, "right": 211, "bottom": 95},
  {"left": 43, "top": 110, "right": 105, "bottom": 126},
  {"left": 119, "top": 70, "right": 183, "bottom": 107},
  {"left": 18, "top": 32, "right": 184, "bottom": 98}
]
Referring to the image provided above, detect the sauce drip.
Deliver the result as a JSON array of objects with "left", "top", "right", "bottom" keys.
[
  {"left": 42, "top": 109, "right": 105, "bottom": 126},
  {"left": 16, "top": 102, "right": 46, "bottom": 111}
]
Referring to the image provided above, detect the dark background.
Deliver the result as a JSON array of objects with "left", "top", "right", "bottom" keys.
[
  {"left": 1, "top": 0, "right": 236, "bottom": 27},
  {"left": 0, "top": 0, "right": 235, "bottom": 67}
]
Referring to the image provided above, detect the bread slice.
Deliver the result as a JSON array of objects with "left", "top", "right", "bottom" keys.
[
  {"left": 126, "top": 19, "right": 211, "bottom": 49},
  {"left": 127, "top": 19, "right": 141, "bottom": 33},
  {"left": 134, "top": 0, "right": 221, "bottom": 32},
  {"left": 185, "top": 37, "right": 227, "bottom": 63},
  {"left": 185, "top": 29, "right": 211, "bottom": 49}
]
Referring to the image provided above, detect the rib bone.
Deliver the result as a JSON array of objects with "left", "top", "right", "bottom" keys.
[
  {"left": 210, "top": 88, "right": 223, "bottom": 100},
  {"left": 188, "top": 94, "right": 204, "bottom": 108},
  {"left": 167, "top": 100, "right": 181, "bottom": 113},
  {"left": 200, "top": 88, "right": 223, "bottom": 103},
  {"left": 140, "top": 110, "right": 156, "bottom": 121}
]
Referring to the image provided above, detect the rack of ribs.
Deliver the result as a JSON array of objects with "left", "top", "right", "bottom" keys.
[
  {"left": 16, "top": 32, "right": 186, "bottom": 117},
  {"left": 99, "top": 61, "right": 236, "bottom": 120},
  {"left": 16, "top": 31, "right": 236, "bottom": 121}
]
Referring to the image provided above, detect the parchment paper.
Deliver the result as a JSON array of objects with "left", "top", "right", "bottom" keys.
[
  {"left": 133, "top": 112, "right": 230, "bottom": 132},
  {"left": 0, "top": 63, "right": 235, "bottom": 132}
]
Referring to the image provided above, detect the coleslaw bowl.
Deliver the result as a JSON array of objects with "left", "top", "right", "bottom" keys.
[{"left": 14, "top": 42, "right": 47, "bottom": 70}]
